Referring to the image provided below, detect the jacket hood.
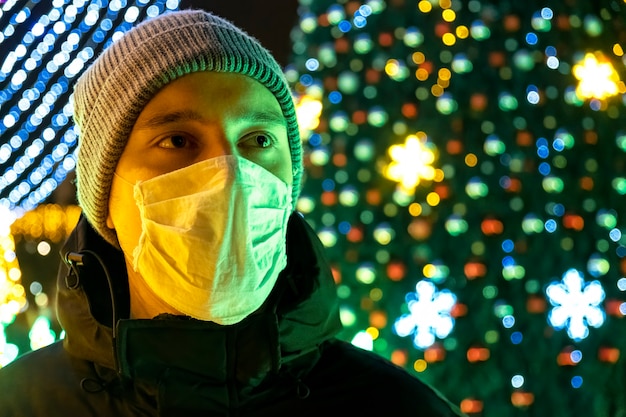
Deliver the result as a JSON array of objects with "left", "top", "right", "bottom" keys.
[{"left": 56, "top": 212, "right": 342, "bottom": 379}]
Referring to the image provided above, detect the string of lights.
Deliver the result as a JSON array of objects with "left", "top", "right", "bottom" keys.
[{"left": 0, "top": 0, "right": 180, "bottom": 216}]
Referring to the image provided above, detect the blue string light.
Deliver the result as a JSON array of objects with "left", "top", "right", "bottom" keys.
[{"left": 0, "top": 0, "right": 180, "bottom": 215}]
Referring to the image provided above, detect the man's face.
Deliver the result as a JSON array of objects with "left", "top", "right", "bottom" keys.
[{"left": 106, "top": 71, "right": 293, "bottom": 259}]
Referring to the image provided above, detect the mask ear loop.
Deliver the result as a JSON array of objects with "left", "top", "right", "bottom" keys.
[{"left": 113, "top": 172, "right": 137, "bottom": 187}]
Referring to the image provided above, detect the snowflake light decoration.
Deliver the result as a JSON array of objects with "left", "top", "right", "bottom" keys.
[
  {"left": 546, "top": 268, "right": 606, "bottom": 341},
  {"left": 383, "top": 132, "right": 438, "bottom": 193},
  {"left": 572, "top": 52, "right": 621, "bottom": 100},
  {"left": 393, "top": 280, "right": 456, "bottom": 349}
]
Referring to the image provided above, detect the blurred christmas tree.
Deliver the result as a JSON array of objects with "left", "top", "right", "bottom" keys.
[{"left": 287, "top": 0, "right": 626, "bottom": 415}]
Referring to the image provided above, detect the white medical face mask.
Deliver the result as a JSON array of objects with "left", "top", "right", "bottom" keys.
[{"left": 123, "top": 155, "right": 292, "bottom": 325}]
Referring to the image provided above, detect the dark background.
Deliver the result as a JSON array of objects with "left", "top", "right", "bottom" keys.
[{"left": 180, "top": 0, "right": 299, "bottom": 66}]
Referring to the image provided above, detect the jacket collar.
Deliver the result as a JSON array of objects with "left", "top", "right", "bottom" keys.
[{"left": 56, "top": 212, "right": 341, "bottom": 408}]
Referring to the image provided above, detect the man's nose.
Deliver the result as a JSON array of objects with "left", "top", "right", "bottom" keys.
[{"left": 196, "top": 129, "right": 233, "bottom": 162}]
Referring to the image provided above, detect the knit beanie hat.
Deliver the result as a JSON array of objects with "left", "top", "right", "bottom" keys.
[{"left": 73, "top": 9, "right": 302, "bottom": 247}]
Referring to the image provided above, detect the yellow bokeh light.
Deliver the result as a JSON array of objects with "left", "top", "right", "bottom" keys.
[
  {"left": 409, "top": 203, "right": 423, "bottom": 216},
  {"left": 366, "top": 327, "right": 380, "bottom": 340},
  {"left": 442, "top": 9, "right": 456, "bottom": 22},
  {"left": 431, "top": 84, "right": 444, "bottom": 96},
  {"left": 465, "top": 153, "right": 478, "bottom": 167},
  {"left": 613, "top": 43, "right": 624, "bottom": 56},
  {"left": 295, "top": 95, "right": 323, "bottom": 135},
  {"left": 426, "top": 192, "right": 441, "bottom": 206},
  {"left": 1, "top": 216, "right": 26, "bottom": 329},
  {"left": 573, "top": 52, "right": 621, "bottom": 100},
  {"left": 437, "top": 78, "right": 450, "bottom": 88},
  {"left": 384, "top": 133, "right": 438, "bottom": 193},
  {"left": 385, "top": 59, "right": 400, "bottom": 77},
  {"left": 412, "top": 52, "right": 426, "bottom": 65},
  {"left": 418, "top": 0, "right": 432, "bottom": 13},
  {"left": 423, "top": 264, "right": 437, "bottom": 278},
  {"left": 442, "top": 33, "right": 456, "bottom": 46},
  {"left": 439, "top": 0, "right": 451, "bottom": 8},
  {"left": 438, "top": 68, "right": 452, "bottom": 81},
  {"left": 456, "top": 25, "right": 470, "bottom": 39},
  {"left": 415, "top": 68, "right": 430, "bottom": 81},
  {"left": 3, "top": 204, "right": 83, "bottom": 335},
  {"left": 414, "top": 359, "right": 428, "bottom": 372}
]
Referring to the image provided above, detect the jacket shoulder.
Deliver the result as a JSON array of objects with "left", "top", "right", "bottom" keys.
[
  {"left": 302, "top": 339, "right": 466, "bottom": 416},
  {"left": 0, "top": 341, "right": 95, "bottom": 416}
]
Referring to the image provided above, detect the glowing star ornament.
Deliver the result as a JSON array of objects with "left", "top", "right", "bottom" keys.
[
  {"left": 384, "top": 132, "right": 439, "bottom": 193},
  {"left": 546, "top": 268, "right": 606, "bottom": 341},
  {"left": 572, "top": 52, "right": 621, "bottom": 100},
  {"left": 394, "top": 280, "right": 457, "bottom": 349}
]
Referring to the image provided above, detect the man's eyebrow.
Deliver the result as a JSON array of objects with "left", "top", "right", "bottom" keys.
[
  {"left": 236, "top": 110, "right": 286, "bottom": 127},
  {"left": 135, "top": 109, "right": 286, "bottom": 130},
  {"left": 136, "top": 109, "right": 204, "bottom": 130}
]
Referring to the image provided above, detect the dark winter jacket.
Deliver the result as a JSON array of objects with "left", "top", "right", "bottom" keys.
[{"left": 0, "top": 212, "right": 464, "bottom": 416}]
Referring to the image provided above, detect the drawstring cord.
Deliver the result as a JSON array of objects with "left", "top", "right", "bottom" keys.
[
  {"left": 295, "top": 378, "right": 311, "bottom": 399},
  {"left": 80, "top": 377, "right": 110, "bottom": 394}
]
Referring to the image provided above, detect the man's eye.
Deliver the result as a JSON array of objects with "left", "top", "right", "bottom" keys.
[
  {"left": 158, "top": 135, "right": 188, "bottom": 149},
  {"left": 251, "top": 133, "right": 273, "bottom": 148}
]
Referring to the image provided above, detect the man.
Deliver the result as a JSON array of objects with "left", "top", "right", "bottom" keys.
[{"left": 0, "top": 10, "right": 465, "bottom": 416}]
